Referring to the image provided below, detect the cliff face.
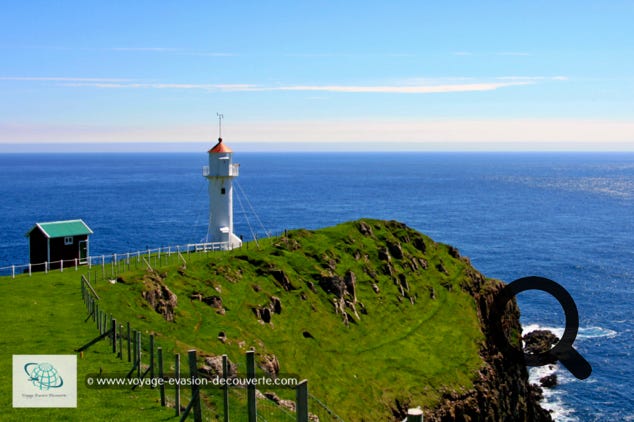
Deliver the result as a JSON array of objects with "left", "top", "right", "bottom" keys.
[{"left": 427, "top": 265, "right": 552, "bottom": 421}]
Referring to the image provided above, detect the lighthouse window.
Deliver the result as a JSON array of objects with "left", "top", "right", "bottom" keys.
[
  {"left": 221, "top": 188, "right": 226, "bottom": 195},
  {"left": 64, "top": 236, "right": 73, "bottom": 245}
]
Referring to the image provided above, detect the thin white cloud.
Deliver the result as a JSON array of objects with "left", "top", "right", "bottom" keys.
[
  {"left": 268, "top": 81, "right": 532, "bottom": 93},
  {"left": 58, "top": 79, "right": 535, "bottom": 94},
  {"left": 6, "top": 75, "right": 565, "bottom": 94}
]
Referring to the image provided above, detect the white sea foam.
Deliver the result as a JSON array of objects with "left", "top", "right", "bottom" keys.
[
  {"left": 522, "top": 323, "right": 620, "bottom": 421},
  {"left": 528, "top": 364, "right": 578, "bottom": 422},
  {"left": 522, "top": 324, "right": 617, "bottom": 340}
]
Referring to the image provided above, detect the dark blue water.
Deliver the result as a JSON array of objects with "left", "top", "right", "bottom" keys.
[{"left": 1, "top": 152, "right": 632, "bottom": 420}]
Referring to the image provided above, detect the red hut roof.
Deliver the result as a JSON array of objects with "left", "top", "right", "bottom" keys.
[{"left": 208, "top": 138, "right": 232, "bottom": 153}]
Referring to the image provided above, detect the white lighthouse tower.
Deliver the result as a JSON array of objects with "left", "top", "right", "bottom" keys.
[{"left": 203, "top": 115, "right": 242, "bottom": 250}]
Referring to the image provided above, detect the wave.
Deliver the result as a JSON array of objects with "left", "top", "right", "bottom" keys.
[{"left": 522, "top": 324, "right": 618, "bottom": 340}]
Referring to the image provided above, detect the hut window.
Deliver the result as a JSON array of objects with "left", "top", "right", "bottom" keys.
[
  {"left": 221, "top": 188, "right": 226, "bottom": 195},
  {"left": 64, "top": 236, "right": 74, "bottom": 245}
]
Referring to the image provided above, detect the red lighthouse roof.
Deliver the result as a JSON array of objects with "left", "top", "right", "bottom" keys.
[{"left": 208, "top": 138, "right": 232, "bottom": 153}]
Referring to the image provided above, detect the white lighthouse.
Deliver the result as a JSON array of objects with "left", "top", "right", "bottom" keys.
[{"left": 203, "top": 119, "right": 242, "bottom": 250}]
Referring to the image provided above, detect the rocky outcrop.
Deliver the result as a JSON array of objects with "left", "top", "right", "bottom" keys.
[
  {"left": 259, "top": 353, "right": 280, "bottom": 378},
  {"left": 190, "top": 292, "right": 226, "bottom": 315},
  {"left": 252, "top": 295, "right": 283, "bottom": 324},
  {"left": 199, "top": 355, "right": 237, "bottom": 378},
  {"left": 316, "top": 270, "right": 361, "bottom": 325},
  {"left": 141, "top": 270, "right": 177, "bottom": 322},
  {"left": 257, "top": 266, "right": 297, "bottom": 291},
  {"left": 540, "top": 374, "right": 557, "bottom": 388},
  {"left": 523, "top": 330, "right": 559, "bottom": 355}
]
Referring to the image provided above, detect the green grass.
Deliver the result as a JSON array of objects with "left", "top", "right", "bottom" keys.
[
  {"left": 1, "top": 219, "right": 496, "bottom": 421},
  {"left": 0, "top": 271, "right": 176, "bottom": 421}
]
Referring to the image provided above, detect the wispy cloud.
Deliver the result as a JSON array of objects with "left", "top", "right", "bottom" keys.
[
  {"left": 5, "top": 75, "right": 566, "bottom": 94},
  {"left": 59, "top": 79, "right": 537, "bottom": 94},
  {"left": 266, "top": 81, "right": 532, "bottom": 94}
]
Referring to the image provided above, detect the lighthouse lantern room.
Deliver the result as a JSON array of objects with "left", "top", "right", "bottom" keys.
[{"left": 203, "top": 114, "right": 242, "bottom": 250}]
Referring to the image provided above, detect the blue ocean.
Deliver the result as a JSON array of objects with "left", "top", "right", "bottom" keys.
[{"left": 1, "top": 152, "right": 632, "bottom": 421}]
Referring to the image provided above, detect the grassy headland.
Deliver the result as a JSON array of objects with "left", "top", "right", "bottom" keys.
[{"left": 1, "top": 219, "right": 507, "bottom": 420}]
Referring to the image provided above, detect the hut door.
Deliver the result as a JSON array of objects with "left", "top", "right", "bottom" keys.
[{"left": 78, "top": 240, "right": 88, "bottom": 264}]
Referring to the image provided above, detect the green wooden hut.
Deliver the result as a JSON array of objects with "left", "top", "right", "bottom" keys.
[{"left": 26, "top": 219, "right": 93, "bottom": 271}]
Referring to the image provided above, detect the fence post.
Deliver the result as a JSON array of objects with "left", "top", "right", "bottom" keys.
[
  {"left": 127, "top": 322, "right": 131, "bottom": 362},
  {"left": 407, "top": 408, "right": 424, "bottom": 422},
  {"left": 149, "top": 334, "right": 155, "bottom": 386},
  {"left": 75, "top": 258, "right": 78, "bottom": 271},
  {"left": 101, "top": 255, "right": 105, "bottom": 280},
  {"left": 11, "top": 265, "right": 15, "bottom": 279},
  {"left": 136, "top": 331, "right": 142, "bottom": 378},
  {"left": 119, "top": 323, "right": 123, "bottom": 359},
  {"left": 28, "top": 263, "right": 31, "bottom": 276},
  {"left": 222, "top": 354, "right": 229, "bottom": 422},
  {"left": 111, "top": 318, "right": 117, "bottom": 354},
  {"left": 188, "top": 350, "right": 202, "bottom": 422},
  {"left": 158, "top": 347, "right": 165, "bottom": 406},
  {"left": 45, "top": 261, "right": 48, "bottom": 274},
  {"left": 296, "top": 379, "right": 308, "bottom": 422},
  {"left": 175, "top": 353, "right": 181, "bottom": 416},
  {"left": 61, "top": 259, "right": 64, "bottom": 272},
  {"left": 246, "top": 350, "right": 257, "bottom": 422}
]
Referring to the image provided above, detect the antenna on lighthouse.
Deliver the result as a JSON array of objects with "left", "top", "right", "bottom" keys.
[{"left": 217, "top": 112, "right": 224, "bottom": 140}]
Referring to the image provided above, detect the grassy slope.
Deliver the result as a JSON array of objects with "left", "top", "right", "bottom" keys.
[
  {"left": 0, "top": 271, "right": 176, "bottom": 421},
  {"left": 1, "top": 219, "right": 491, "bottom": 421},
  {"left": 97, "top": 219, "right": 487, "bottom": 420}
]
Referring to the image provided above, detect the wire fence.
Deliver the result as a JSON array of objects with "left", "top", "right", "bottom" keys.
[
  {"left": 0, "top": 227, "right": 296, "bottom": 280},
  {"left": 0, "top": 241, "right": 229, "bottom": 279},
  {"left": 80, "top": 272, "right": 337, "bottom": 421}
]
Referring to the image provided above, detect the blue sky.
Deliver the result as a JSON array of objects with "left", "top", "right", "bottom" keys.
[{"left": 1, "top": 1, "right": 633, "bottom": 151}]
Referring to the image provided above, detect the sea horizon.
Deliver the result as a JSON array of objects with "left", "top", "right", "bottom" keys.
[{"left": 2, "top": 142, "right": 634, "bottom": 154}]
